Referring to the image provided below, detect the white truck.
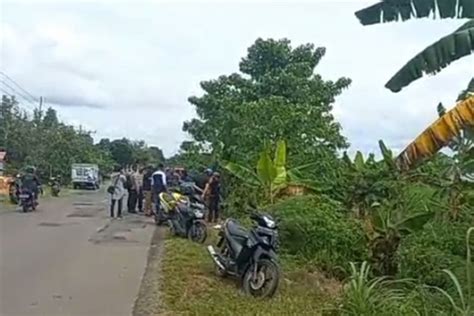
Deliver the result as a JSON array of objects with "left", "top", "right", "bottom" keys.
[{"left": 71, "top": 163, "right": 100, "bottom": 190}]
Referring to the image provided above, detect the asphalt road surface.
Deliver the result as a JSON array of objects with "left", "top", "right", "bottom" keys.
[{"left": 0, "top": 190, "right": 155, "bottom": 316}]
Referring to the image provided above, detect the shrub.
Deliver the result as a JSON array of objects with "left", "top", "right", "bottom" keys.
[
  {"left": 399, "top": 221, "right": 467, "bottom": 288},
  {"left": 270, "top": 195, "right": 367, "bottom": 277}
]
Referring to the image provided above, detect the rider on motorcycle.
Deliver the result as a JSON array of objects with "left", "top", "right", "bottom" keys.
[{"left": 20, "top": 166, "right": 41, "bottom": 201}]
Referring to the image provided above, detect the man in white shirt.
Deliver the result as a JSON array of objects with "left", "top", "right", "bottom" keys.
[{"left": 151, "top": 163, "right": 167, "bottom": 217}]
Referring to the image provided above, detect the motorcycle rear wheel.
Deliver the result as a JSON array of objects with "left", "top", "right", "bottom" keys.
[
  {"left": 242, "top": 259, "right": 280, "bottom": 298},
  {"left": 187, "top": 221, "right": 207, "bottom": 243}
]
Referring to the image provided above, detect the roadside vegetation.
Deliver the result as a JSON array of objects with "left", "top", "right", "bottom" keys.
[{"left": 156, "top": 1, "right": 474, "bottom": 312}]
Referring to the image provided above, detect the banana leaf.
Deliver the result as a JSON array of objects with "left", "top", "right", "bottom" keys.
[
  {"left": 355, "top": 0, "right": 474, "bottom": 26},
  {"left": 396, "top": 96, "right": 474, "bottom": 170},
  {"left": 354, "top": 151, "right": 365, "bottom": 171},
  {"left": 274, "top": 140, "right": 287, "bottom": 186},
  {"left": 397, "top": 212, "right": 434, "bottom": 235},
  {"left": 257, "top": 148, "right": 276, "bottom": 187},
  {"left": 458, "top": 77, "right": 474, "bottom": 101},
  {"left": 224, "top": 161, "right": 260, "bottom": 187},
  {"left": 385, "top": 20, "right": 474, "bottom": 92}
]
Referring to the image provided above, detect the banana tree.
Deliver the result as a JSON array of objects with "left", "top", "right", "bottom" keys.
[
  {"left": 370, "top": 196, "right": 434, "bottom": 275},
  {"left": 224, "top": 140, "right": 315, "bottom": 204},
  {"left": 355, "top": 0, "right": 474, "bottom": 92},
  {"left": 341, "top": 140, "right": 399, "bottom": 217}
]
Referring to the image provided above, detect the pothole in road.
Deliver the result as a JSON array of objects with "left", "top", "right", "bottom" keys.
[
  {"left": 38, "top": 222, "right": 80, "bottom": 227},
  {"left": 73, "top": 201, "right": 95, "bottom": 206},
  {"left": 68, "top": 212, "right": 95, "bottom": 218},
  {"left": 39, "top": 222, "right": 62, "bottom": 227}
]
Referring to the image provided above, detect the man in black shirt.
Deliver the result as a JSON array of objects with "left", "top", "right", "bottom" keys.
[{"left": 142, "top": 166, "right": 154, "bottom": 216}]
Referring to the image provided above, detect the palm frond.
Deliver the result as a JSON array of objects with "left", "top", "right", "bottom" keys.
[
  {"left": 386, "top": 20, "right": 474, "bottom": 92},
  {"left": 396, "top": 96, "right": 474, "bottom": 170},
  {"left": 355, "top": 0, "right": 474, "bottom": 26}
]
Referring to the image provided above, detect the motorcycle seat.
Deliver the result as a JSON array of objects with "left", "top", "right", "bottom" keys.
[{"left": 225, "top": 219, "right": 249, "bottom": 239}]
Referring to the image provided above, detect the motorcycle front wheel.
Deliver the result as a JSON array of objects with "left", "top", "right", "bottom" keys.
[
  {"left": 187, "top": 221, "right": 207, "bottom": 243},
  {"left": 242, "top": 258, "right": 280, "bottom": 298}
]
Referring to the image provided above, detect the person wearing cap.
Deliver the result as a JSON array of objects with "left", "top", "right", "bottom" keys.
[{"left": 202, "top": 172, "right": 221, "bottom": 223}]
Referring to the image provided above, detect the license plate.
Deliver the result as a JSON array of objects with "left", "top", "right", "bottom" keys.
[{"left": 19, "top": 194, "right": 29, "bottom": 199}]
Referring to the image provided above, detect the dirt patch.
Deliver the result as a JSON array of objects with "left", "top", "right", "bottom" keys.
[{"left": 133, "top": 227, "right": 166, "bottom": 316}]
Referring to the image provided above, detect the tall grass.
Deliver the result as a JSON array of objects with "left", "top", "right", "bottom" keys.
[
  {"left": 431, "top": 227, "right": 473, "bottom": 316},
  {"left": 339, "top": 261, "right": 406, "bottom": 315}
]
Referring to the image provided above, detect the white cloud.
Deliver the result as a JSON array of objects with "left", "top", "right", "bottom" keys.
[{"left": 1, "top": 1, "right": 473, "bottom": 157}]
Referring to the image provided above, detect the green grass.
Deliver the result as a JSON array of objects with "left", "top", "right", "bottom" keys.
[{"left": 159, "top": 233, "right": 342, "bottom": 316}]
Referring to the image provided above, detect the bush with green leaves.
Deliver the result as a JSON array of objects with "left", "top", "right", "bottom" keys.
[
  {"left": 269, "top": 195, "right": 367, "bottom": 277},
  {"left": 399, "top": 220, "right": 470, "bottom": 288}
]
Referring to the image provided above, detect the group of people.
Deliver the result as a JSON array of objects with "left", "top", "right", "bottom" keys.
[{"left": 108, "top": 165, "right": 221, "bottom": 222}]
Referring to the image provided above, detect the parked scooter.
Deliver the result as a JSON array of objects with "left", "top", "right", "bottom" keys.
[
  {"left": 154, "top": 191, "right": 187, "bottom": 225},
  {"left": 207, "top": 212, "right": 280, "bottom": 298},
  {"left": 168, "top": 198, "right": 207, "bottom": 243},
  {"left": 18, "top": 188, "right": 37, "bottom": 212}
]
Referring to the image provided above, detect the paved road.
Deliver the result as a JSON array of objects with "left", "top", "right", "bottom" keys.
[{"left": 0, "top": 190, "right": 155, "bottom": 316}]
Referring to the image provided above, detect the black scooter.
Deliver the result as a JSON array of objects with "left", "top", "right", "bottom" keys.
[
  {"left": 207, "top": 212, "right": 280, "bottom": 298},
  {"left": 18, "top": 188, "right": 37, "bottom": 212},
  {"left": 168, "top": 199, "right": 207, "bottom": 243}
]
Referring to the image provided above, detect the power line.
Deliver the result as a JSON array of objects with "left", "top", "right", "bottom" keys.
[
  {"left": 0, "top": 71, "right": 38, "bottom": 103},
  {"left": 0, "top": 79, "right": 37, "bottom": 107},
  {"left": 0, "top": 85, "right": 36, "bottom": 110},
  {"left": 0, "top": 71, "right": 39, "bottom": 111}
]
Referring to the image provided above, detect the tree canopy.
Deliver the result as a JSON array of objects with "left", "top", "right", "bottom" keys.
[{"left": 183, "top": 38, "right": 351, "bottom": 166}]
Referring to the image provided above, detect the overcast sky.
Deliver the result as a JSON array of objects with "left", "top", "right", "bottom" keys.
[{"left": 1, "top": 0, "right": 472, "bottom": 157}]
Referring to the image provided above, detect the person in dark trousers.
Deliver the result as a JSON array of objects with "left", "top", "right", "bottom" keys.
[
  {"left": 151, "top": 163, "right": 167, "bottom": 218},
  {"left": 142, "top": 166, "right": 154, "bottom": 216},
  {"left": 110, "top": 166, "right": 126, "bottom": 219},
  {"left": 126, "top": 167, "right": 138, "bottom": 213},
  {"left": 135, "top": 167, "right": 144, "bottom": 213},
  {"left": 202, "top": 172, "right": 221, "bottom": 223}
]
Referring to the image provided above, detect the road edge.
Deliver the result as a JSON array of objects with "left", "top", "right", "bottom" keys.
[{"left": 132, "top": 226, "right": 166, "bottom": 316}]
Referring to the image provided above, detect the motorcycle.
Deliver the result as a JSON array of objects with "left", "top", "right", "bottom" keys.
[
  {"left": 19, "top": 188, "right": 37, "bottom": 212},
  {"left": 49, "top": 178, "right": 61, "bottom": 197},
  {"left": 168, "top": 198, "right": 207, "bottom": 243},
  {"left": 156, "top": 191, "right": 207, "bottom": 243},
  {"left": 154, "top": 191, "right": 188, "bottom": 225},
  {"left": 207, "top": 212, "right": 280, "bottom": 298}
]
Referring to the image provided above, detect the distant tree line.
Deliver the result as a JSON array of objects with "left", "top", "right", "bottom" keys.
[{"left": 0, "top": 95, "right": 164, "bottom": 182}]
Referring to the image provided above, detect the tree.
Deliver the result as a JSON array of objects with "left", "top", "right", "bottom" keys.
[
  {"left": 42, "top": 108, "right": 59, "bottom": 128},
  {"left": 355, "top": 1, "right": 474, "bottom": 92},
  {"left": 184, "top": 38, "right": 351, "bottom": 166}
]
